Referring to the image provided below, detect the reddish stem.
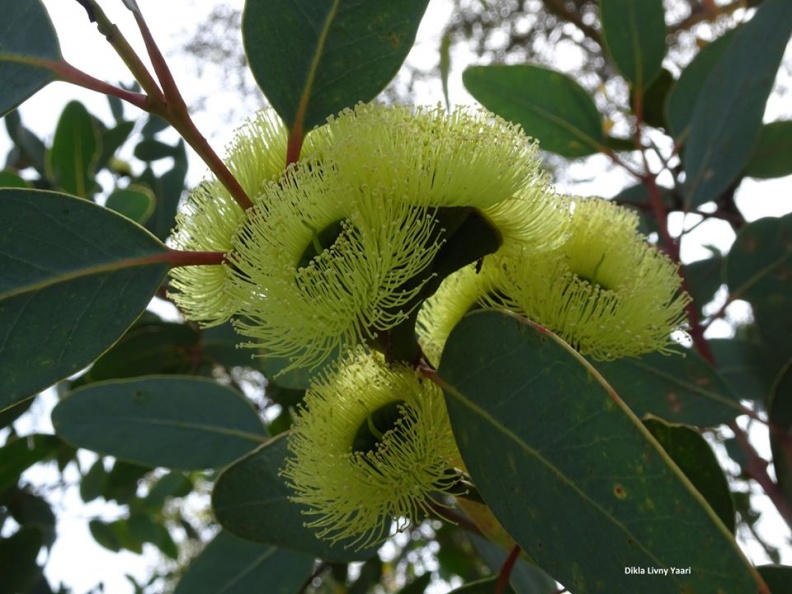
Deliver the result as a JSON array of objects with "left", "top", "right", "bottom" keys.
[
  {"left": 495, "top": 545, "right": 521, "bottom": 594},
  {"left": 165, "top": 249, "right": 226, "bottom": 267}
]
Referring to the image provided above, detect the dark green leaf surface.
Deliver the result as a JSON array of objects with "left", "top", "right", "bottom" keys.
[
  {"left": 174, "top": 531, "right": 314, "bottom": 594},
  {"left": 5, "top": 489, "right": 57, "bottom": 549},
  {"left": 594, "top": 350, "right": 744, "bottom": 426},
  {"left": 243, "top": 0, "right": 429, "bottom": 132},
  {"left": 52, "top": 376, "right": 267, "bottom": 469},
  {"left": 0, "top": 526, "right": 44, "bottom": 594},
  {"left": 709, "top": 338, "right": 778, "bottom": 402},
  {"left": 768, "top": 363, "right": 792, "bottom": 512},
  {"left": 105, "top": 186, "right": 156, "bottom": 225},
  {"left": 643, "top": 419, "right": 734, "bottom": 532},
  {"left": 71, "top": 319, "right": 199, "bottom": 388},
  {"left": 47, "top": 101, "right": 100, "bottom": 197},
  {"left": 631, "top": 68, "right": 674, "bottom": 129},
  {"left": 744, "top": 120, "right": 792, "bottom": 179},
  {"left": 212, "top": 433, "right": 379, "bottom": 561},
  {"left": 103, "top": 460, "right": 150, "bottom": 504},
  {"left": 438, "top": 310, "right": 761, "bottom": 594},
  {"left": 139, "top": 141, "right": 187, "bottom": 241},
  {"left": 0, "top": 170, "right": 28, "bottom": 189},
  {"left": 0, "top": 189, "right": 168, "bottom": 410},
  {"left": 0, "top": 0, "right": 61, "bottom": 117},
  {"left": 97, "top": 120, "right": 135, "bottom": 171},
  {"left": 683, "top": 0, "right": 792, "bottom": 208},
  {"left": 725, "top": 214, "right": 792, "bottom": 299},
  {"left": 4, "top": 109, "right": 47, "bottom": 176},
  {"left": 0, "top": 434, "right": 60, "bottom": 492},
  {"left": 80, "top": 459, "right": 107, "bottom": 503},
  {"left": 0, "top": 398, "right": 32, "bottom": 429},
  {"left": 134, "top": 139, "right": 178, "bottom": 162},
  {"left": 464, "top": 65, "right": 604, "bottom": 157},
  {"left": 665, "top": 31, "right": 735, "bottom": 139},
  {"left": 757, "top": 565, "right": 792, "bottom": 594},
  {"left": 684, "top": 255, "right": 724, "bottom": 315},
  {"left": 600, "top": 0, "right": 666, "bottom": 90}
]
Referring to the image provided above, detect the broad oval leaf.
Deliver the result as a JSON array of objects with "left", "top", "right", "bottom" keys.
[
  {"left": 744, "top": 120, "right": 792, "bottom": 179},
  {"left": 52, "top": 376, "right": 267, "bottom": 469},
  {"left": 0, "top": 434, "right": 61, "bottom": 492},
  {"left": 105, "top": 186, "right": 156, "bottom": 225},
  {"left": 594, "top": 349, "right": 745, "bottom": 426},
  {"left": 212, "top": 433, "right": 380, "bottom": 561},
  {"left": 47, "top": 101, "right": 101, "bottom": 197},
  {"left": 683, "top": 0, "right": 792, "bottom": 208},
  {"left": 0, "top": 0, "right": 61, "bottom": 117},
  {"left": 0, "top": 189, "right": 168, "bottom": 411},
  {"left": 174, "top": 531, "right": 314, "bottom": 594},
  {"left": 600, "top": 0, "right": 666, "bottom": 90},
  {"left": 243, "top": 0, "right": 430, "bottom": 133},
  {"left": 725, "top": 213, "right": 792, "bottom": 304},
  {"left": 664, "top": 30, "right": 736, "bottom": 139},
  {"left": 438, "top": 310, "right": 764, "bottom": 594},
  {"left": 643, "top": 418, "right": 735, "bottom": 533},
  {"left": 463, "top": 65, "right": 604, "bottom": 157}
]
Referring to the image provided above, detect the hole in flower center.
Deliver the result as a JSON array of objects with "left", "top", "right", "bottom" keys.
[
  {"left": 573, "top": 253, "right": 611, "bottom": 291},
  {"left": 351, "top": 400, "right": 412, "bottom": 456},
  {"left": 297, "top": 219, "right": 346, "bottom": 269}
]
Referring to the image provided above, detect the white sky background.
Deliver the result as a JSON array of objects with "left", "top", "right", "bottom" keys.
[{"left": 2, "top": 0, "right": 792, "bottom": 592}]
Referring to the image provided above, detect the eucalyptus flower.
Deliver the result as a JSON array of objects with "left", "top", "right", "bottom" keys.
[
  {"left": 168, "top": 109, "right": 290, "bottom": 325},
  {"left": 418, "top": 198, "right": 689, "bottom": 362},
  {"left": 228, "top": 162, "right": 442, "bottom": 371},
  {"left": 281, "top": 348, "right": 461, "bottom": 549},
  {"left": 501, "top": 198, "right": 690, "bottom": 360}
]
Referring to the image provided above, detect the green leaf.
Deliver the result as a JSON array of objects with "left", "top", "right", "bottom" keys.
[
  {"left": 463, "top": 65, "right": 604, "bottom": 157},
  {"left": 610, "top": 183, "right": 674, "bottom": 235},
  {"left": 643, "top": 418, "right": 735, "bottom": 533},
  {"left": 594, "top": 350, "right": 744, "bottom": 426},
  {"left": 0, "top": 434, "right": 61, "bottom": 492},
  {"left": 665, "top": 30, "right": 735, "bottom": 139},
  {"left": 744, "top": 120, "right": 792, "bottom": 179},
  {"left": 600, "top": 0, "right": 666, "bottom": 90},
  {"left": 709, "top": 338, "right": 778, "bottom": 402},
  {"left": 0, "top": 398, "right": 32, "bottom": 429},
  {"left": 71, "top": 318, "right": 199, "bottom": 387},
  {"left": 757, "top": 565, "right": 792, "bottom": 594},
  {"left": 212, "top": 433, "right": 380, "bottom": 561},
  {"left": 684, "top": 255, "right": 724, "bottom": 314},
  {"left": 0, "top": 170, "right": 29, "bottom": 189},
  {"left": 683, "top": 0, "right": 792, "bottom": 208},
  {"left": 5, "top": 489, "right": 57, "bottom": 549},
  {"left": 47, "top": 101, "right": 100, "bottom": 197},
  {"left": 768, "top": 362, "right": 792, "bottom": 511},
  {"left": 142, "top": 472, "right": 192, "bottom": 510},
  {"left": 96, "top": 120, "right": 135, "bottom": 172},
  {"left": 0, "top": 526, "right": 44, "bottom": 594},
  {"left": 0, "top": 189, "right": 168, "bottom": 410},
  {"left": 174, "top": 531, "right": 314, "bottom": 594},
  {"left": 438, "top": 310, "right": 762, "bottom": 594},
  {"left": 89, "top": 518, "right": 140, "bottom": 554},
  {"left": 80, "top": 458, "right": 107, "bottom": 503},
  {"left": 133, "top": 139, "right": 178, "bottom": 162},
  {"left": 103, "top": 460, "right": 150, "bottom": 504},
  {"left": 243, "top": 0, "right": 429, "bottom": 133},
  {"left": 631, "top": 68, "right": 674, "bottom": 129},
  {"left": 5, "top": 110, "right": 47, "bottom": 176},
  {"left": 725, "top": 214, "right": 792, "bottom": 302},
  {"left": 105, "top": 186, "right": 156, "bottom": 225},
  {"left": 52, "top": 376, "right": 267, "bottom": 469},
  {"left": 139, "top": 140, "right": 187, "bottom": 241},
  {"left": 0, "top": 0, "right": 61, "bottom": 117}
]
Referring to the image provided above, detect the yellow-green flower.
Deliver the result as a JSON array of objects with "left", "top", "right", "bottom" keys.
[
  {"left": 501, "top": 198, "right": 689, "bottom": 359},
  {"left": 168, "top": 109, "right": 290, "bottom": 325},
  {"left": 281, "top": 348, "right": 461, "bottom": 549},
  {"left": 418, "top": 198, "right": 689, "bottom": 362},
  {"left": 228, "top": 162, "right": 441, "bottom": 371}
]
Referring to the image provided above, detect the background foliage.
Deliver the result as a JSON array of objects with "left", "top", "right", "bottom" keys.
[{"left": 1, "top": 0, "right": 791, "bottom": 593}]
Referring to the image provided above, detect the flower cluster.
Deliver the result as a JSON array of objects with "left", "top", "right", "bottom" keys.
[{"left": 168, "top": 103, "right": 688, "bottom": 548}]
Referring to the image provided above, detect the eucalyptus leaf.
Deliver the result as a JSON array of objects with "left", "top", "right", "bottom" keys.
[
  {"left": 463, "top": 65, "right": 604, "bottom": 157},
  {"left": 0, "top": 189, "right": 168, "bottom": 410},
  {"left": 0, "top": 0, "right": 62, "bottom": 117},
  {"left": 438, "top": 310, "right": 763, "bottom": 593}
]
